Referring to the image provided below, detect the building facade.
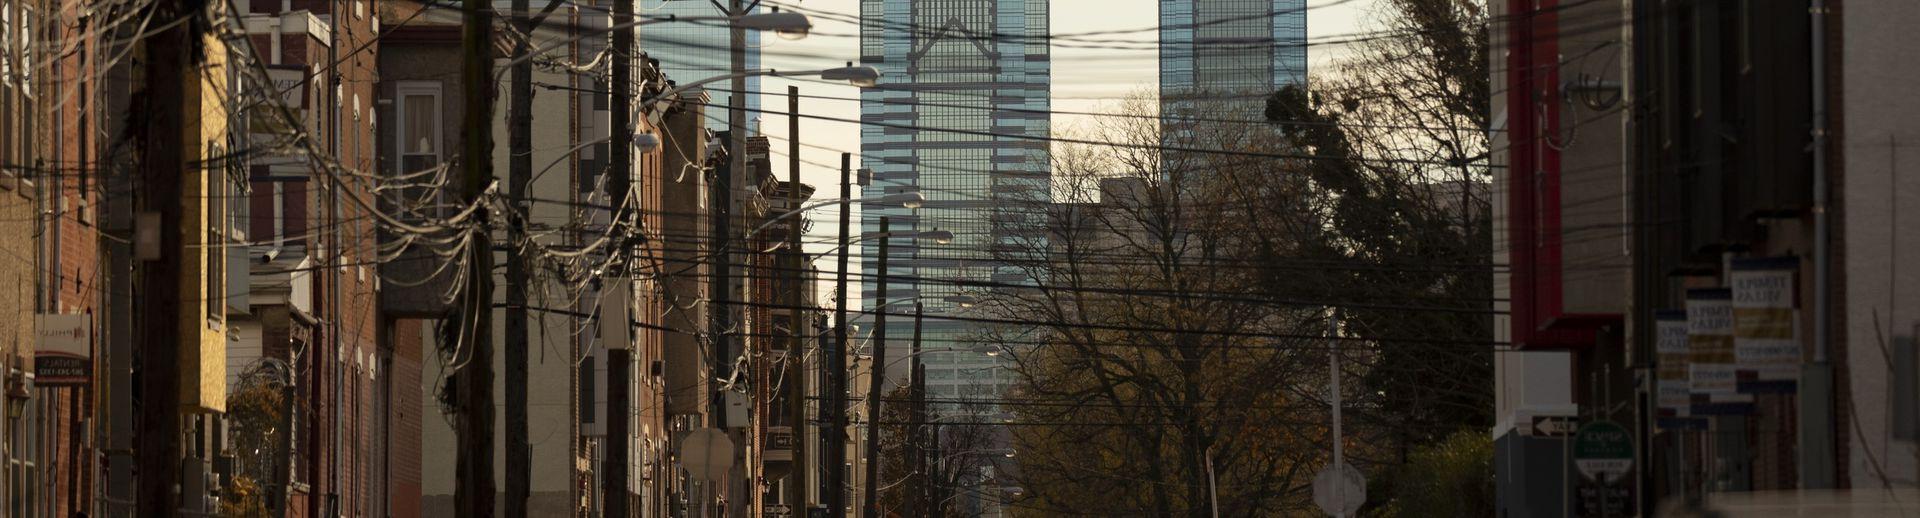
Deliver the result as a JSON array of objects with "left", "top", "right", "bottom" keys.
[
  {"left": 1492, "top": 0, "right": 1920, "bottom": 515},
  {"left": 857, "top": 0, "right": 1051, "bottom": 412},
  {"left": 1158, "top": 0, "right": 1305, "bottom": 113}
]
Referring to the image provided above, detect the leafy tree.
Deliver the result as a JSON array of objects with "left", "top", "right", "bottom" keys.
[
  {"left": 1368, "top": 430, "right": 1495, "bottom": 517},
  {"left": 223, "top": 364, "right": 288, "bottom": 518}
]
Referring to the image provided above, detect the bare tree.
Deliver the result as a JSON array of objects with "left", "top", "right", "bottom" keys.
[{"left": 972, "top": 95, "right": 1332, "bottom": 517}]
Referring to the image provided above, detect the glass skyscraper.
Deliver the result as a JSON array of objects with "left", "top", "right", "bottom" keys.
[
  {"left": 1158, "top": 0, "right": 1306, "bottom": 112},
  {"left": 858, "top": 0, "right": 1051, "bottom": 405},
  {"left": 640, "top": 0, "right": 761, "bottom": 130}
]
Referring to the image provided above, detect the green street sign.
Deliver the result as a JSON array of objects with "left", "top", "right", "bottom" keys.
[{"left": 1573, "top": 420, "right": 1634, "bottom": 483}]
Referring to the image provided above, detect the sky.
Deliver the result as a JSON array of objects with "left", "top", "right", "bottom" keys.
[{"left": 731, "top": 0, "right": 1386, "bottom": 298}]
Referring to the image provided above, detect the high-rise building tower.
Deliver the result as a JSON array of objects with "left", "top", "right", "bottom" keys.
[
  {"left": 641, "top": 0, "right": 761, "bottom": 130},
  {"left": 858, "top": 0, "right": 1051, "bottom": 409},
  {"left": 1158, "top": 0, "right": 1306, "bottom": 112}
]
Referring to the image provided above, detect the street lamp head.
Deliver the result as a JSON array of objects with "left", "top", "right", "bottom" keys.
[
  {"left": 734, "top": 11, "right": 812, "bottom": 40},
  {"left": 631, "top": 132, "right": 661, "bottom": 152},
  {"left": 945, "top": 294, "right": 979, "bottom": 308},
  {"left": 878, "top": 191, "right": 925, "bottom": 209},
  {"left": 821, "top": 64, "right": 881, "bottom": 87},
  {"left": 920, "top": 229, "right": 954, "bottom": 244}
]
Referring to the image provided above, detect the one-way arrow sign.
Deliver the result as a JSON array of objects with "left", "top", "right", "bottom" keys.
[{"left": 1529, "top": 415, "right": 1579, "bottom": 437}]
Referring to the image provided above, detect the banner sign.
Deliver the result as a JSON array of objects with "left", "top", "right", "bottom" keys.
[
  {"left": 1687, "top": 288, "right": 1752, "bottom": 414},
  {"left": 1654, "top": 311, "right": 1698, "bottom": 425},
  {"left": 35, "top": 313, "right": 92, "bottom": 385},
  {"left": 1731, "top": 257, "right": 1800, "bottom": 393}
]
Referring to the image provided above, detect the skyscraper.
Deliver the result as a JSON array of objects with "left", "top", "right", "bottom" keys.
[
  {"left": 1158, "top": 0, "right": 1306, "bottom": 112},
  {"left": 858, "top": 0, "right": 1051, "bottom": 407},
  {"left": 640, "top": 0, "right": 761, "bottom": 131}
]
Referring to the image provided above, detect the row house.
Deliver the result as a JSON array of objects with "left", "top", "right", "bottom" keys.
[
  {"left": 738, "top": 134, "right": 825, "bottom": 515},
  {"left": 1492, "top": 0, "right": 1920, "bottom": 515},
  {"left": 228, "top": 1, "right": 388, "bottom": 517},
  {"left": 375, "top": 2, "right": 717, "bottom": 515},
  {"left": 2, "top": 0, "right": 249, "bottom": 514}
]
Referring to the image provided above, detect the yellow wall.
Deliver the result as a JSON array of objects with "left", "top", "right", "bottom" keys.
[{"left": 179, "top": 33, "right": 231, "bottom": 413}]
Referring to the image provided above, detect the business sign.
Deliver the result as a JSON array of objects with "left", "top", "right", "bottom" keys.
[
  {"left": 35, "top": 313, "right": 92, "bottom": 385},
  {"left": 1654, "top": 310, "right": 1691, "bottom": 419},
  {"left": 1686, "top": 289, "right": 1736, "bottom": 394},
  {"left": 1731, "top": 257, "right": 1800, "bottom": 393},
  {"left": 1686, "top": 288, "right": 1751, "bottom": 414},
  {"left": 1573, "top": 420, "right": 1634, "bottom": 483},
  {"left": 264, "top": 65, "right": 308, "bottom": 109}
]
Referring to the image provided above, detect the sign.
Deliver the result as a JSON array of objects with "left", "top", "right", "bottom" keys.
[
  {"left": 1573, "top": 420, "right": 1634, "bottom": 483},
  {"left": 35, "top": 314, "right": 91, "bottom": 385},
  {"left": 264, "top": 66, "right": 309, "bottom": 109},
  {"left": 1312, "top": 461, "right": 1365, "bottom": 516},
  {"left": 599, "top": 279, "right": 633, "bottom": 350},
  {"left": 763, "top": 504, "right": 792, "bottom": 517},
  {"left": 1686, "top": 289, "right": 1736, "bottom": 395},
  {"left": 1654, "top": 311, "right": 1690, "bottom": 416},
  {"left": 679, "top": 428, "right": 735, "bottom": 481},
  {"left": 1528, "top": 415, "right": 1578, "bottom": 437},
  {"left": 1731, "top": 257, "right": 1800, "bottom": 393},
  {"left": 1578, "top": 484, "right": 1634, "bottom": 516}
]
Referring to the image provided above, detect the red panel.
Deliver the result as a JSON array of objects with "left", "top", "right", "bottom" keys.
[{"left": 1505, "top": 0, "right": 1613, "bottom": 348}]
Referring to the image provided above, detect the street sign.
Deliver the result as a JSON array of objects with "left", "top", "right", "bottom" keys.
[
  {"left": 1578, "top": 484, "right": 1634, "bottom": 516},
  {"left": 680, "top": 428, "right": 736, "bottom": 481},
  {"left": 1312, "top": 461, "right": 1366, "bottom": 516},
  {"left": 763, "top": 504, "right": 792, "bottom": 517},
  {"left": 1528, "top": 415, "right": 1578, "bottom": 437},
  {"left": 1573, "top": 420, "right": 1634, "bottom": 483}
]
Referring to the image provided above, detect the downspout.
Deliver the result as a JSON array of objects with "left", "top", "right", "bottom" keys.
[
  {"left": 327, "top": 2, "right": 345, "bottom": 513},
  {"left": 1802, "top": 0, "right": 1838, "bottom": 490}
]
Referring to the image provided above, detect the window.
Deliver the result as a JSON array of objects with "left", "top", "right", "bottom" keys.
[
  {"left": 205, "top": 140, "right": 227, "bottom": 327},
  {"left": 396, "top": 82, "right": 442, "bottom": 174}
]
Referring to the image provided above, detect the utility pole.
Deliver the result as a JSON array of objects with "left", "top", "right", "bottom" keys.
[
  {"left": 720, "top": 0, "right": 754, "bottom": 511},
  {"left": 786, "top": 85, "right": 811, "bottom": 510},
  {"left": 1329, "top": 310, "right": 1345, "bottom": 518},
  {"left": 133, "top": 1, "right": 202, "bottom": 514},
  {"left": 505, "top": 0, "right": 534, "bottom": 514},
  {"left": 605, "top": 0, "right": 637, "bottom": 513},
  {"left": 456, "top": 0, "right": 498, "bottom": 516},
  {"left": 827, "top": 153, "right": 853, "bottom": 516},
  {"left": 908, "top": 303, "right": 926, "bottom": 518},
  {"left": 862, "top": 218, "right": 892, "bottom": 516}
]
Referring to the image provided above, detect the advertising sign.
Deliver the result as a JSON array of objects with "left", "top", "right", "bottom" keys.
[
  {"left": 1731, "top": 257, "right": 1800, "bottom": 393},
  {"left": 1687, "top": 288, "right": 1752, "bottom": 414},
  {"left": 35, "top": 313, "right": 92, "bottom": 385},
  {"left": 1654, "top": 310, "right": 1690, "bottom": 418}
]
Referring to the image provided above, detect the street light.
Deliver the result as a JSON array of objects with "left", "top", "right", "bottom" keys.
[
  {"left": 501, "top": 12, "right": 814, "bottom": 71},
  {"left": 820, "top": 62, "right": 882, "bottom": 87},
  {"left": 746, "top": 191, "right": 925, "bottom": 241},
  {"left": 642, "top": 65, "right": 881, "bottom": 108},
  {"left": 734, "top": 11, "right": 813, "bottom": 40}
]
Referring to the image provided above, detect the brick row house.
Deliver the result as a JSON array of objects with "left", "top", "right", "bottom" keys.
[{"left": 0, "top": 0, "right": 837, "bottom": 515}]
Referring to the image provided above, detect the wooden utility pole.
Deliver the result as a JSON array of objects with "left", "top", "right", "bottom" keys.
[
  {"left": 604, "top": 0, "right": 636, "bottom": 513},
  {"left": 504, "top": 0, "right": 534, "bottom": 514},
  {"left": 456, "top": 0, "right": 498, "bottom": 516},
  {"left": 786, "top": 85, "right": 811, "bottom": 510},
  {"left": 827, "top": 153, "right": 853, "bottom": 516},
  {"left": 134, "top": 1, "right": 203, "bottom": 515},
  {"left": 862, "top": 217, "right": 891, "bottom": 516},
  {"left": 908, "top": 303, "right": 925, "bottom": 517}
]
